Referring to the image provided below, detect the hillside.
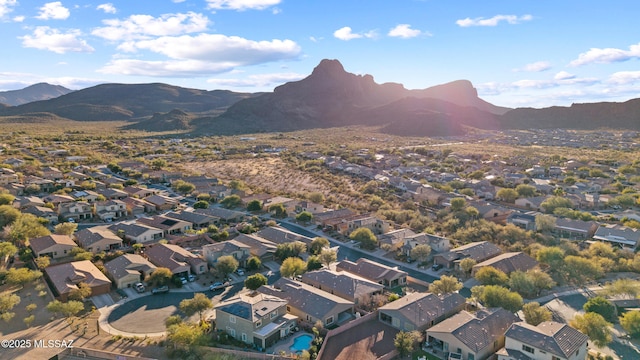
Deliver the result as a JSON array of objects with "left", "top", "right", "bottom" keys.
[
  {"left": 0, "top": 83, "right": 256, "bottom": 121},
  {"left": 0, "top": 83, "right": 72, "bottom": 106}
]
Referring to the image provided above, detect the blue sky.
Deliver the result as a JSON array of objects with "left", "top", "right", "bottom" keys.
[{"left": 1, "top": 0, "right": 640, "bottom": 108}]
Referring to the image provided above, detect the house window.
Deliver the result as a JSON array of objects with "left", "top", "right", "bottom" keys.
[
  {"left": 256, "top": 320, "right": 262, "bottom": 328},
  {"left": 468, "top": 354, "right": 474, "bottom": 360},
  {"left": 241, "top": 333, "right": 247, "bottom": 342},
  {"left": 229, "top": 315, "right": 236, "bottom": 323},
  {"left": 325, "top": 316, "right": 334, "bottom": 325},
  {"left": 522, "top": 345, "right": 535, "bottom": 354},
  {"left": 229, "top": 328, "right": 236, "bottom": 337},
  {"left": 271, "top": 311, "right": 277, "bottom": 319},
  {"left": 306, "top": 315, "right": 312, "bottom": 321},
  {"left": 287, "top": 306, "right": 291, "bottom": 312}
]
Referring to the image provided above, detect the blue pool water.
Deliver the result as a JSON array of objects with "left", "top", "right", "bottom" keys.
[{"left": 289, "top": 334, "right": 313, "bottom": 352}]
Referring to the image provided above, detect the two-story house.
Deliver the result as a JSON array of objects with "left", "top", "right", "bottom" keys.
[
  {"left": 202, "top": 240, "right": 251, "bottom": 268},
  {"left": 93, "top": 200, "right": 127, "bottom": 221},
  {"left": 214, "top": 292, "right": 296, "bottom": 350},
  {"left": 300, "top": 269, "right": 384, "bottom": 305},
  {"left": 145, "top": 243, "right": 207, "bottom": 276},
  {"left": 58, "top": 201, "right": 93, "bottom": 221},
  {"left": 75, "top": 226, "right": 123, "bottom": 253},
  {"left": 378, "top": 292, "right": 466, "bottom": 332}
]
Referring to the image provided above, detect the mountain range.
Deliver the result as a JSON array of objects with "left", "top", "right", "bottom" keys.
[
  {"left": 1, "top": 59, "right": 639, "bottom": 136},
  {"left": 0, "top": 83, "right": 73, "bottom": 106}
]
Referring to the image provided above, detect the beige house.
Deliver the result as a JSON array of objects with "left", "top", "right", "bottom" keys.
[
  {"left": 300, "top": 269, "right": 384, "bottom": 304},
  {"left": 93, "top": 200, "right": 127, "bottom": 221},
  {"left": 137, "top": 215, "right": 191, "bottom": 237},
  {"left": 44, "top": 260, "right": 112, "bottom": 301},
  {"left": 203, "top": 240, "right": 251, "bottom": 267},
  {"left": 75, "top": 226, "right": 123, "bottom": 253},
  {"left": 30, "top": 234, "right": 77, "bottom": 259},
  {"left": 108, "top": 222, "right": 163, "bottom": 244},
  {"left": 471, "top": 252, "right": 539, "bottom": 276},
  {"left": 214, "top": 293, "right": 297, "bottom": 350},
  {"left": 498, "top": 321, "right": 588, "bottom": 360},
  {"left": 0, "top": 168, "right": 19, "bottom": 185},
  {"left": 378, "top": 292, "right": 466, "bottom": 332},
  {"left": 104, "top": 254, "right": 157, "bottom": 289},
  {"left": 426, "top": 308, "right": 519, "bottom": 360},
  {"left": 145, "top": 243, "right": 207, "bottom": 276},
  {"left": 58, "top": 201, "right": 93, "bottom": 221},
  {"left": 336, "top": 258, "right": 407, "bottom": 288}
]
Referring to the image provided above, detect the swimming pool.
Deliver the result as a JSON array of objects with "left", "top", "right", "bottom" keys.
[{"left": 289, "top": 334, "right": 313, "bottom": 352}]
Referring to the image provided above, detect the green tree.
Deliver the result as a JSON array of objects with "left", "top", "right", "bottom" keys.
[
  {"left": 0, "top": 241, "right": 18, "bottom": 266},
  {"left": 147, "top": 267, "right": 173, "bottom": 286},
  {"left": 535, "top": 214, "right": 556, "bottom": 233},
  {"left": 275, "top": 241, "right": 307, "bottom": 262},
  {"left": 23, "top": 314, "right": 35, "bottom": 327},
  {"left": 428, "top": 275, "right": 463, "bottom": 295},
  {"left": 280, "top": 257, "right": 307, "bottom": 278},
  {"left": 46, "top": 300, "right": 84, "bottom": 322},
  {"left": 522, "top": 302, "right": 552, "bottom": 326},
  {"left": 245, "top": 273, "right": 268, "bottom": 291},
  {"left": 583, "top": 296, "right": 616, "bottom": 322},
  {"left": 603, "top": 279, "right": 640, "bottom": 299},
  {"left": 450, "top": 197, "right": 467, "bottom": 212},
  {"left": 173, "top": 180, "right": 196, "bottom": 195},
  {"left": 295, "top": 211, "right": 313, "bottom": 223},
  {"left": 509, "top": 271, "right": 536, "bottom": 298},
  {"left": 132, "top": 243, "right": 143, "bottom": 254},
  {"left": 541, "top": 196, "right": 574, "bottom": 214},
  {"left": 620, "top": 310, "right": 640, "bottom": 337},
  {"left": 306, "top": 256, "right": 323, "bottom": 271},
  {"left": 0, "top": 205, "right": 21, "bottom": 228},
  {"left": 5, "top": 268, "right": 42, "bottom": 287},
  {"left": 68, "top": 282, "right": 92, "bottom": 301},
  {"left": 474, "top": 266, "right": 509, "bottom": 286},
  {"left": 228, "top": 180, "right": 246, "bottom": 190},
  {"left": 246, "top": 256, "right": 262, "bottom": 271},
  {"left": 349, "top": 227, "right": 378, "bottom": 250},
  {"left": 220, "top": 194, "right": 242, "bottom": 209},
  {"left": 269, "top": 203, "right": 287, "bottom": 217},
  {"left": 309, "top": 237, "right": 330, "bottom": 255},
  {"left": 564, "top": 255, "right": 603, "bottom": 285},
  {"left": 570, "top": 312, "right": 612, "bottom": 347},
  {"left": 0, "top": 293, "right": 20, "bottom": 320},
  {"left": 497, "top": 188, "right": 518, "bottom": 203},
  {"left": 319, "top": 248, "right": 338, "bottom": 268},
  {"left": 536, "top": 246, "right": 565, "bottom": 269},
  {"left": 215, "top": 255, "right": 239, "bottom": 277},
  {"left": 473, "top": 285, "right": 524, "bottom": 312},
  {"left": 308, "top": 192, "right": 324, "bottom": 203},
  {"left": 526, "top": 269, "right": 556, "bottom": 296},
  {"left": 459, "top": 258, "right": 476, "bottom": 276},
  {"left": 151, "top": 158, "right": 167, "bottom": 170},
  {"left": 193, "top": 200, "right": 209, "bottom": 209},
  {"left": 394, "top": 330, "right": 420, "bottom": 358},
  {"left": 166, "top": 321, "right": 205, "bottom": 349},
  {"left": 54, "top": 222, "right": 77, "bottom": 235},
  {"left": 0, "top": 193, "right": 15, "bottom": 205},
  {"left": 246, "top": 199, "right": 263, "bottom": 212},
  {"left": 5, "top": 213, "right": 50, "bottom": 246},
  {"left": 179, "top": 293, "right": 213, "bottom": 323},
  {"left": 410, "top": 244, "right": 431, "bottom": 264},
  {"left": 516, "top": 184, "right": 537, "bottom": 197}
]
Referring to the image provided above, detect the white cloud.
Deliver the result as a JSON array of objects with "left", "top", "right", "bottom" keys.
[
  {"left": 36, "top": 2, "right": 70, "bottom": 20},
  {"left": 20, "top": 26, "right": 94, "bottom": 54},
  {"left": 456, "top": 14, "right": 532, "bottom": 27},
  {"left": 0, "top": 0, "right": 17, "bottom": 18},
  {"left": 570, "top": 43, "right": 640, "bottom": 66},
  {"left": 554, "top": 71, "right": 575, "bottom": 80},
  {"left": 13, "top": 15, "right": 24, "bottom": 22},
  {"left": 92, "top": 12, "right": 210, "bottom": 41},
  {"left": 206, "top": 0, "right": 280, "bottom": 11},
  {"left": 609, "top": 71, "right": 640, "bottom": 84},
  {"left": 99, "top": 34, "right": 300, "bottom": 77},
  {"left": 388, "top": 24, "right": 422, "bottom": 38},
  {"left": 517, "top": 61, "right": 551, "bottom": 72},
  {"left": 333, "top": 26, "right": 376, "bottom": 41},
  {"left": 207, "top": 72, "right": 305, "bottom": 88},
  {"left": 97, "top": 3, "right": 116, "bottom": 14}
]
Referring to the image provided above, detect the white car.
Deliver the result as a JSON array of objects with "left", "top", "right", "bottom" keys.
[{"left": 134, "top": 282, "right": 145, "bottom": 293}]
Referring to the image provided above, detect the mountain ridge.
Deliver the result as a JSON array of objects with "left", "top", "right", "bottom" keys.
[{"left": 0, "top": 83, "right": 72, "bottom": 106}]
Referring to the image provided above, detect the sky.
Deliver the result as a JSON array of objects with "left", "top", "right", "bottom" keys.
[{"left": 1, "top": 0, "right": 640, "bottom": 108}]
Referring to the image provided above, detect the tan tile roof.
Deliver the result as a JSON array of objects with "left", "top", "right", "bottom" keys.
[
  {"left": 30, "top": 234, "right": 77, "bottom": 254},
  {"left": 44, "top": 260, "right": 111, "bottom": 296}
]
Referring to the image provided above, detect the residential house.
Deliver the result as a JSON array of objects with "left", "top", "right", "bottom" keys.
[
  {"left": 471, "top": 202, "right": 512, "bottom": 225},
  {"left": 426, "top": 308, "right": 520, "bottom": 360},
  {"left": 0, "top": 168, "right": 19, "bottom": 185},
  {"left": 507, "top": 212, "right": 537, "bottom": 231},
  {"left": 203, "top": 240, "right": 251, "bottom": 267},
  {"left": 195, "top": 207, "right": 245, "bottom": 223},
  {"left": 314, "top": 208, "right": 356, "bottom": 228},
  {"left": 295, "top": 201, "right": 325, "bottom": 214},
  {"left": 214, "top": 292, "right": 296, "bottom": 350},
  {"left": 256, "top": 226, "right": 314, "bottom": 247},
  {"left": 13, "top": 196, "right": 45, "bottom": 209},
  {"left": 433, "top": 241, "right": 502, "bottom": 270},
  {"left": 41, "top": 166, "right": 63, "bottom": 181},
  {"left": 30, "top": 234, "right": 77, "bottom": 259},
  {"left": 121, "top": 196, "right": 155, "bottom": 215},
  {"left": 75, "top": 226, "right": 123, "bottom": 253},
  {"left": 378, "top": 292, "right": 466, "bottom": 332},
  {"left": 515, "top": 196, "right": 550, "bottom": 212},
  {"left": 137, "top": 215, "right": 191, "bottom": 237},
  {"left": 233, "top": 233, "right": 277, "bottom": 263},
  {"left": 263, "top": 196, "right": 298, "bottom": 214},
  {"left": 123, "top": 185, "right": 156, "bottom": 198},
  {"left": 300, "top": 269, "right": 384, "bottom": 304},
  {"left": 145, "top": 243, "right": 207, "bottom": 276},
  {"left": 378, "top": 228, "right": 416, "bottom": 252},
  {"left": 93, "top": 200, "right": 127, "bottom": 221},
  {"left": 336, "top": 258, "right": 407, "bottom": 288},
  {"left": 498, "top": 321, "right": 588, "bottom": 360},
  {"left": 96, "top": 188, "right": 128, "bottom": 200},
  {"left": 58, "top": 201, "right": 93, "bottom": 221},
  {"left": 104, "top": 254, "right": 157, "bottom": 289},
  {"left": 70, "top": 190, "right": 100, "bottom": 203},
  {"left": 258, "top": 278, "right": 355, "bottom": 327},
  {"left": 42, "top": 194, "right": 74, "bottom": 208},
  {"left": 413, "top": 185, "right": 449, "bottom": 206},
  {"left": 24, "top": 176, "right": 55, "bottom": 192},
  {"left": 402, "top": 233, "right": 451, "bottom": 258},
  {"left": 471, "top": 252, "right": 539, "bottom": 276},
  {"left": 344, "top": 214, "right": 390, "bottom": 236},
  {"left": 467, "top": 180, "right": 497, "bottom": 200},
  {"left": 44, "top": 260, "right": 112, "bottom": 301},
  {"left": 144, "top": 194, "right": 180, "bottom": 211},
  {"left": 552, "top": 218, "right": 598, "bottom": 240},
  {"left": 108, "top": 222, "right": 163, "bottom": 244},
  {"left": 23, "top": 205, "right": 58, "bottom": 224},
  {"left": 165, "top": 210, "right": 218, "bottom": 230},
  {"left": 593, "top": 224, "right": 640, "bottom": 249}
]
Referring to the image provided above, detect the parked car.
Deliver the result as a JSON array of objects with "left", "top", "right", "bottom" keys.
[
  {"left": 134, "top": 282, "right": 145, "bottom": 293},
  {"left": 188, "top": 274, "right": 196, "bottom": 282},
  {"left": 152, "top": 285, "right": 169, "bottom": 294},
  {"left": 236, "top": 269, "right": 245, "bottom": 276},
  {"left": 209, "top": 282, "right": 229, "bottom": 291},
  {"left": 432, "top": 263, "right": 443, "bottom": 271}
]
